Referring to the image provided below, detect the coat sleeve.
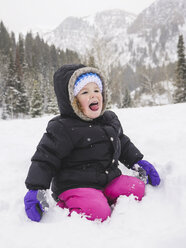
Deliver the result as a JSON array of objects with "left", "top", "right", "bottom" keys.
[
  {"left": 119, "top": 130, "right": 144, "bottom": 168},
  {"left": 25, "top": 119, "right": 74, "bottom": 190}
]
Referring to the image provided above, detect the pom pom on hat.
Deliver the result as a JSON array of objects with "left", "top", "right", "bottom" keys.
[{"left": 74, "top": 72, "right": 103, "bottom": 96}]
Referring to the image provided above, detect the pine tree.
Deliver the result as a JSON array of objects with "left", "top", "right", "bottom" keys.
[
  {"left": 25, "top": 32, "right": 34, "bottom": 68},
  {"left": 18, "top": 34, "right": 25, "bottom": 69},
  {"left": 46, "top": 85, "right": 59, "bottom": 115},
  {"left": 30, "top": 80, "right": 43, "bottom": 118},
  {"left": 0, "top": 21, "right": 11, "bottom": 56},
  {"left": 10, "top": 32, "right": 16, "bottom": 58},
  {"left": 50, "top": 45, "right": 58, "bottom": 71},
  {"left": 17, "top": 81, "right": 30, "bottom": 116},
  {"left": 122, "top": 87, "right": 132, "bottom": 108},
  {"left": 15, "top": 39, "right": 29, "bottom": 116},
  {"left": 15, "top": 37, "right": 24, "bottom": 82},
  {"left": 85, "top": 53, "right": 97, "bottom": 68},
  {"left": 0, "top": 22, "right": 11, "bottom": 110},
  {"left": 174, "top": 35, "right": 186, "bottom": 103},
  {"left": 32, "top": 34, "right": 42, "bottom": 74},
  {"left": 2, "top": 52, "right": 19, "bottom": 118},
  {"left": 1, "top": 98, "right": 9, "bottom": 119},
  {"left": 0, "top": 50, "right": 8, "bottom": 108}
]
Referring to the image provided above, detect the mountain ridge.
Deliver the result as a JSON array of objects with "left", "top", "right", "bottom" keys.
[{"left": 42, "top": 0, "right": 186, "bottom": 70}]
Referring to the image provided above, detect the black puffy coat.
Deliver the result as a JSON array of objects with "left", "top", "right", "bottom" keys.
[{"left": 25, "top": 64, "right": 143, "bottom": 199}]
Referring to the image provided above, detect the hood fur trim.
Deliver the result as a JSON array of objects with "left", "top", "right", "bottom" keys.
[{"left": 68, "top": 67, "right": 108, "bottom": 121}]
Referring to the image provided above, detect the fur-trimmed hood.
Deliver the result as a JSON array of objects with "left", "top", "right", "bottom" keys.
[{"left": 53, "top": 64, "right": 108, "bottom": 121}]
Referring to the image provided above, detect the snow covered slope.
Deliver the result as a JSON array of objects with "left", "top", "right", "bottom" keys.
[{"left": 0, "top": 103, "right": 186, "bottom": 248}]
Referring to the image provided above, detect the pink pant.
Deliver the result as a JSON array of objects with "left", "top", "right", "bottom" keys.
[{"left": 57, "top": 175, "right": 145, "bottom": 221}]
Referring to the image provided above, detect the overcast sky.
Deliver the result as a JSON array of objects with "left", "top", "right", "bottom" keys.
[{"left": 0, "top": 0, "right": 155, "bottom": 35}]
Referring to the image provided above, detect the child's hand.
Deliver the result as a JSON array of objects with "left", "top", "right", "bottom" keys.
[
  {"left": 24, "top": 190, "right": 49, "bottom": 222},
  {"left": 132, "top": 164, "right": 148, "bottom": 184},
  {"left": 137, "top": 160, "right": 161, "bottom": 186}
]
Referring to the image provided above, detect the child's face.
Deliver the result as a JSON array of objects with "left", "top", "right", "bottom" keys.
[{"left": 76, "top": 82, "right": 103, "bottom": 119}]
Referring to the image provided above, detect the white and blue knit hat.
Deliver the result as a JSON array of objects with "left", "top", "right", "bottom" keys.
[{"left": 73, "top": 72, "right": 103, "bottom": 96}]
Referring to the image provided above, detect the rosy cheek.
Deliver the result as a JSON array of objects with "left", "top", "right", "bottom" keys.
[{"left": 82, "top": 100, "right": 88, "bottom": 110}]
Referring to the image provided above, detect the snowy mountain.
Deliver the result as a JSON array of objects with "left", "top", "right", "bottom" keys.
[
  {"left": 43, "top": 9, "right": 136, "bottom": 56},
  {"left": 43, "top": 0, "right": 186, "bottom": 68},
  {"left": 1, "top": 103, "right": 186, "bottom": 248},
  {"left": 128, "top": 0, "right": 186, "bottom": 66},
  {"left": 43, "top": 16, "right": 96, "bottom": 54}
]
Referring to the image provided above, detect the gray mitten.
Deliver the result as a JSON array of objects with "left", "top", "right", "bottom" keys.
[{"left": 132, "top": 164, "right": 148, "bottom": 184}]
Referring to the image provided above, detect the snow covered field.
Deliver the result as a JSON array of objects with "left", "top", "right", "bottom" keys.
[{"left": 0, "top": 103, "right": 186, "bottom": 248}]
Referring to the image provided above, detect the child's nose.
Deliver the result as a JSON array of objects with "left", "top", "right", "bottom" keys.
[{"left": 90, "top": 92, "right": 96, "bottom": 98}]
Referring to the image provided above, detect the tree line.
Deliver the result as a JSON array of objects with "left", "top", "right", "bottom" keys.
[
  {"left": 0, "top": 21, "right": 80, "bottom": 119},
  {"left": 0, "top": 20, "right": 186, "bottom": 119}
]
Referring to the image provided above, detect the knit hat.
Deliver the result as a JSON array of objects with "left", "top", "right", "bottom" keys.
[{"left": 73, "top": 72, "right": 103, "bottom": 96}]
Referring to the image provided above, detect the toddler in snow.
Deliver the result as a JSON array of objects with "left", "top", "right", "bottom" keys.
[{"left": 24, "top": 64, "right": 160, "bottom": 222}]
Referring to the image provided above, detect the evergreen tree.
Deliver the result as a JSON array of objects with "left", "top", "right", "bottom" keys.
[
  {"left": 30, "top": 80, "right": 43, "bottom": 117},
  {"left": 87, "top": 55, "right": 96, "bottom": 67},
  {"left": 0, "top": 22, "right": 11, "bottom": 107},
  {"left": 17, "top": 81, "right": 30, "bottom": 116},
  {"left": 10, "top": 32, "right": 16, "bottom": 59},
  {"left": 32, "top": 34, "right": 42, "bottom": 74},
  {"left": 15, "top": 43, "right": 23, "bottom": 82},
  {"left": 25, "top": 32, "right": 34, "bottom": 68},
  {"left": 122, "top": 87, "right": 132, "bottom": 108},
  {"left": 1, "top": 98, "right": 9, "bottom": 119},
  {"left": 174, "top": 35, "right": 186, "bottom": 103},
  {"left": 46, "top": 85, "right": 59, "bottom": 115},
  {"left": 0, "top": 50, "right": 8, "bottom": 108},
  {"left": 50, "top": 45, "right": 58, "bottom": 71},
  {"left": 0, "top": 21, "right": 11, "bottom": 56},
  {"left": 42, "top": 42, "right": 50, "bottom": 79},
  {"left": 2, "top": 52, "right": 19, "bottom": 118},
  {"left": 65, "top": 49, "right": 81, "bottom": 64},
  {"left": 84, "top": 53, "right": 97, "bottom": 68},
  {"left": 18, "top": 34, "right": 25, "bottom": 69},
  {"left": 15, "top": 39, "right": 29, "bottom": 116}
]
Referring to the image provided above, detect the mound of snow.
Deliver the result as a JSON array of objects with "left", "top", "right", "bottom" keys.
[{"left": 0, "top": 103, "right": 186, "bottom": 248}]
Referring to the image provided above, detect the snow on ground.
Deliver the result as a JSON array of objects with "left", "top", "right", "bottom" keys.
[{"left": 0, "top": 103, "right": 186, "bottom": 248}]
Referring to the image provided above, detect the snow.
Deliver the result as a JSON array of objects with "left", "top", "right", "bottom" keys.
[{"left": 0, "top": 103, "right": 186, "bottom": 248}]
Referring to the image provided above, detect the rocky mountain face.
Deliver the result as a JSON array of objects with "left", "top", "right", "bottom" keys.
[
  {"left": 127, "top": 0, "right": 186, "bottom": 66},
  {"left": 43, "top": 9, "right": 136, "bottom": 58},
  {"left": 43, "top": 0, "right": 186, "bottom": 70}
]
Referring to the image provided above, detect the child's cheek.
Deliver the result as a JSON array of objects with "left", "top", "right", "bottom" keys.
[{"left": 82, "top": 99, "right": 88, "bottom": 111}]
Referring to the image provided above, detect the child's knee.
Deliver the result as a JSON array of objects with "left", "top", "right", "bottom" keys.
[
  {"left": 80, "top": 197, "right": 111, "bottom": 221},
  {"left": 104, "top": 175, "right": 145, "bottom": 201},
  {"left": 58, "top": 188, "right": 111, "bottom": 221}
]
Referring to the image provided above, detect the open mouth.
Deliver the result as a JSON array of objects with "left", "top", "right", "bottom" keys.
[{"left": 89, "top": 102, "right": 99, "bottom": 111}]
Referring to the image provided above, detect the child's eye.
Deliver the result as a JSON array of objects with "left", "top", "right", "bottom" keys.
[
  {"left": 81, "top": 91, "right": 88, "bottom": 95},
  {"left": 94, "top": 89, "right": 100, "bottom": 93}
]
